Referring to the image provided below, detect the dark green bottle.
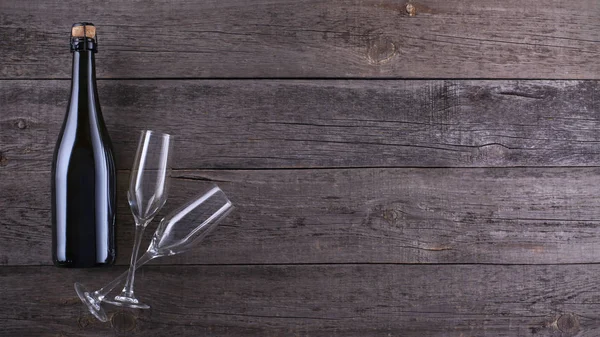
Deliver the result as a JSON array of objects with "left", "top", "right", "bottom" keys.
[{"left": 52, "top": 23, "right": 116, "bottom": 268}]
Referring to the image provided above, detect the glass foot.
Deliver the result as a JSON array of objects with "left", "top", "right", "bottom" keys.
[
  {"left": 74, "top": 282, "right": 109, "bottom": 322},
  {"left": 103, "top": 295, "right": 151, "bottom": 309}
]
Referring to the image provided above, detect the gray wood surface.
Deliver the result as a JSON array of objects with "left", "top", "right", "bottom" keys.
[
  {"left": 2, "top": 0, "right": 600, "bottom": 336},
  {"left": 2, "top": 80, "right": 600, "bottom": 171},
  {"left": 0, "top": 264, "right": 595, "bottom": 337},
  {"left": 4, "top": 168, "right": 600, "bottom": 266},
  {"left": 1, "top": 0, "right": 599, "bottom": 79}
]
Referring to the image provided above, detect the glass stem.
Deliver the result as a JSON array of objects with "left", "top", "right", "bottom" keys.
[
  {"left": 117, "top": 223, "right": 147, "bottom": 299},
  {"left": 94, "top": 252, "right": 153, "bottom": 302}
]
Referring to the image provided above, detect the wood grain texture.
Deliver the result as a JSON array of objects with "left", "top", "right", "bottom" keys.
[
  {"left": 0, "top": 0, "right": 599, "bottom": 79},
  {"left": 0, "top": 264, "right": 597, "bottom": 336},
  {"left": 4, "top": 167, "right": 600, "bottom": 266},
  {"left": 2, "top": 80, "right": 600, "bottom": 171},
  {"left": 2, "top": 1, "right": 600, "bottom": 335}
]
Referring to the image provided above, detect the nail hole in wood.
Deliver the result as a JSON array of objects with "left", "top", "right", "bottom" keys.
[
  {"left": 17, "top": 119, "right": 27, "bottom": 129},
  {"left": 406, "top": 3, "right": 416, "bottom": 16}
]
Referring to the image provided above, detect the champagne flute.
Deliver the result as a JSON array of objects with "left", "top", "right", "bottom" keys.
[
  {"left": 105, "top": 130, "right": 172, "bottom": 309},
  {"left": 74, "top": 184, "right": 234, "bottom": 322}
]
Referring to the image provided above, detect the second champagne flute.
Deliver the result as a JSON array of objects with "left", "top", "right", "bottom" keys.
[{"left": 105, "top": 130, "right": 173, "bottom": 309}]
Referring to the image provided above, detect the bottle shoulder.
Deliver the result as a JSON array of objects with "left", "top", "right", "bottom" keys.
[{"left": 53, "top": 127, "right": 116, "bottom": 169}]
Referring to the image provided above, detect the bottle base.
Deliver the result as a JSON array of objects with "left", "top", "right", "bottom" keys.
[{"left": 53, "top": 258, "right": 115, "bottom": 268}]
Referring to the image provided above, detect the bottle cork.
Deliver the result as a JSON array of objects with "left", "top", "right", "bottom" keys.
[{"left": 71, "top": 23, "right": 96, "bottom": 40}]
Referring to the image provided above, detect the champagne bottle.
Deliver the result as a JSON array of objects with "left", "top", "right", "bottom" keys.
[{"left": 52, "top": 23, "right": 116, "bottom": 267}]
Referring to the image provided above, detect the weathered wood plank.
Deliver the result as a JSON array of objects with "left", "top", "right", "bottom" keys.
[
  {"left": 0, "top": 264, "right": 597, "bottom": 336},
  {"left": 2, "top": 80, "right": 599, "bottom": 171},
  {"left": 3, "top": 168, "right": 600, "bottom": 266},
  {"left": 0, "top": 0, "right": 598, "bottom": 79}
]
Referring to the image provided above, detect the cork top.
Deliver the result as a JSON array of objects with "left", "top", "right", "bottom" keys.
[
  {"left": 71, "top": 23, "right": 96, "bottom": 40},
  {"left": 70, "top": 22, "right": 97, "bottom": 52}
]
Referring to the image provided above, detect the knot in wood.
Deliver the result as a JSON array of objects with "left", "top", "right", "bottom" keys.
[
  {"left": 77, "top": 315, "right": 91, "bottom": 328},
  {"left": 111, "top": 311, "right": 137, "bottom": 332},
  {"left": 557, "top": 313, "right": 579, "bottom": 334},
  {"left": 383, "top": 209, "right": 398, "bottom": 222},
  {"left": 366, "top": 38, "right": 396, "bottom": 65},
  {"left": 0, "top": 153, "right": 7, "bottom": 167}
]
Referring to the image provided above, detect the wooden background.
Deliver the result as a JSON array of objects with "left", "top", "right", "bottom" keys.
[{"left": 1, "top": 0, "right": 599, "bottom": 336}]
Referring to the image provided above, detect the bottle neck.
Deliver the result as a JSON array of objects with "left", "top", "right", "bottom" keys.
[{"left": 70, "top": 50, "right": 98, "bottom": 106}]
